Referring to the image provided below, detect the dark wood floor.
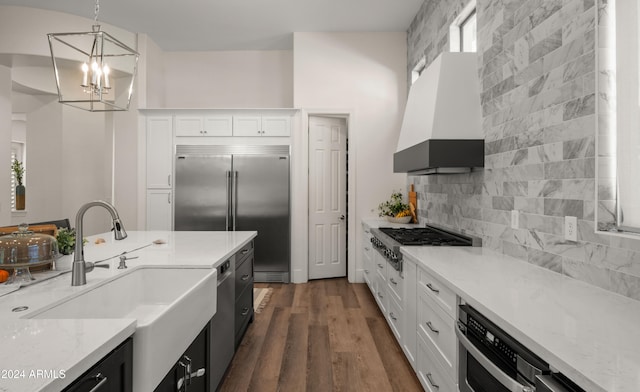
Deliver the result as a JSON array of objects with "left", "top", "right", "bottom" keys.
[{"left": 220, "top": 278, "right": 422, "bottom": 391}]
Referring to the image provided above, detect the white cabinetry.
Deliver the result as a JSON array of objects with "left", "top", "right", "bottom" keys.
[
  {"left": 403, "top": 259, "right": 418, "bottom": 370},
  {"left": 146, "top": 117, "right": 173, "bottom": 189},
  {"left": 362, "top": 224, "right": 374, "bottom": 292},
  {"left": 416, "top": 267, "right": 457, "bottom": 391},
  {"left": 175, "top": 115, "right": 233, "bottom": 137},
  {"left": 233, "top": 115, "right": 291, "bottom": 137},
  {"left": 146, "top": 189, "right": 172, "bottom": 230},
  {"left": 145, "top": 116, "right": 173, "bottom": 230}
]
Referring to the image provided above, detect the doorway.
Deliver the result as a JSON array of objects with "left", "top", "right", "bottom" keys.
[{"left": 308, "top": 115, "right": 348, "bottom": 280}]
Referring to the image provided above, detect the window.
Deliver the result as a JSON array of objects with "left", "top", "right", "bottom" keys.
[
  {"left": 450, "top": 0, "right": 477, "bottom": 53},
  {"left": 460, "top": 10, "right": 477, "bottom": 52},
  {"left": 411, "top": 57, "right": 427, "bottom": 84},
  {"left": 597, "top": 0, "right": 640, "bottom": 234}
]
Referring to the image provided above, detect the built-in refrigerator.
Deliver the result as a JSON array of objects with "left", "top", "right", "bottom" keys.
[{"left": 174, "top": 145, "right": 290, "bottom": 283}]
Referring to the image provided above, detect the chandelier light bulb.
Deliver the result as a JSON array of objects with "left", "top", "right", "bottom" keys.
[
  {"left": 103, "top": 64, "right": 110, "bottom": 89},
  {"left": 81, "top": 62, "right": 89, "bottom": 87},
  {"left": 91, "top": 61, "right": 99, "bottom": 85}
]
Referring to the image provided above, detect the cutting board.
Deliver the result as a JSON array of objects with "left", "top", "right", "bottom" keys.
[{"left": 409, "top": 184, "right": 418, "bottom": 223}]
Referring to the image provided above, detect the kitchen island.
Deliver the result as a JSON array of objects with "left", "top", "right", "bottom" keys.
[{"left": 0, "top": 230, "right": 256, "bottom": 392}]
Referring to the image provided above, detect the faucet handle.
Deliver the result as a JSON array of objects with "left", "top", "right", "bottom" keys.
[{"left": 84, "top": 261, "right": 108, "bottom": 273}]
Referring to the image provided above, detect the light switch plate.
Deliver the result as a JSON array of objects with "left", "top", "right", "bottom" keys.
[
  {"left": 565, "top": 216, "right": 577, "bottom": 241},
  {"left": 511, "top": 210, "right": 519, "bottom": 229}
]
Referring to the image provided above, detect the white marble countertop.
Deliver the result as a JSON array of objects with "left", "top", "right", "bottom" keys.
[
  {"left": 362, "top": 217, "right": 421, "bottom": 229},
  {"left": 401, "top": 246, "right": 640, "bottom": 392},
  {"left": 0, "top": 230, "right": 256, "bottom": 392}
]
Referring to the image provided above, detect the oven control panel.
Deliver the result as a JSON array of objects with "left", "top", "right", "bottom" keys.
[{"left": 467, "top": 315, "right": 517, "bottom": 364}]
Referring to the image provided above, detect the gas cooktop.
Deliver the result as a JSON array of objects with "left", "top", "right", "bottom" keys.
[{"left": 378, "top": 227, "right": 472, "bottom": 246}]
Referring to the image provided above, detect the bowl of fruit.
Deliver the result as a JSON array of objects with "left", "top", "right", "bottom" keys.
[{"left": 378, "top": 191, "right": 412, "bottom": 223}]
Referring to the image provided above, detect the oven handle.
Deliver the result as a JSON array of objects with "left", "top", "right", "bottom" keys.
[{"left": 456, "top": 323, "right": 533, "bottom": 392}]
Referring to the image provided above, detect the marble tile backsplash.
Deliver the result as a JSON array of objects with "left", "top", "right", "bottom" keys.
[{"left": 406, "top": 0, "right": 640, "bottom": 301}]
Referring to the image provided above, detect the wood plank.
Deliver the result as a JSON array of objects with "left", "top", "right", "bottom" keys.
[
  {"left": 332, "top": 352, "right": 363, "bottom": 392},
  {"left": 352, "top": 283, "right": 385, "bottom": 318},
  {"left": 277, "top": 312, "right": 309, "bottom": 391},
  {"left": 367, "top": 316, "right": 423, "bottom": 391},
  {"left": 309, "top": 279, "right": 328, "bottom": 326},
  {"left": 306, "top": 325, "right": 334, "bottom": 392},
  {"left": 246, "top": 306, "right": 291, "bottom": 391}
]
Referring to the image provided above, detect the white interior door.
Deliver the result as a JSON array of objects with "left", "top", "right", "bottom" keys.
[{"left": 308, "top": 116, "right": 347, "bottom": 279}]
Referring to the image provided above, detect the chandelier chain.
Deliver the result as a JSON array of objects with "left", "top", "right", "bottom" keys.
[{"left": 94, "top": 0, "right": 100, "bottom": 23}]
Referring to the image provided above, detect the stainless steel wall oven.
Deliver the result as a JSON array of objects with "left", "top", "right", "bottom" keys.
[{"left": 457, "top": 304, "right": 584, "bottom": 392}]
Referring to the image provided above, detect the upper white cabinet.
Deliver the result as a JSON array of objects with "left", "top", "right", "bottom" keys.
[
  {"left": 146, "top": 116, "right": 173, "bottom": 189},
  {"left": 175, "top": 115, "right": 233, "bottom": 137},
  {"left": 261, "top": 116, "right": 291, "bottom": 136},
  {"left": 233, "top": 115, "right": 291, "bottom": 137}
]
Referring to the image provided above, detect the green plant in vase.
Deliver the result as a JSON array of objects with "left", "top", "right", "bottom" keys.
[
  {"left": 12, "top": 159, "right": 25, "bottom": 210},
  {"left": 378, "top": 191, "right": 410, "bottom": 218}
]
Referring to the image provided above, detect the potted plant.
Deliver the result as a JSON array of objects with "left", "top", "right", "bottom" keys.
[
  {"left": 12, "top": 159, "right": 25, "bottom": 210},
  {"left": 56, "top": 228, "right": 77, "bottom": 255},
  {"left": 378, "top": 191, "right": 411, "bottom": 223}
]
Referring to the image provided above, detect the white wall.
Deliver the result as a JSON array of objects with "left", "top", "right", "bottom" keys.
[
  {"left": 0, "top": 65, "right": 11, "bottom": 224},
  {"left": 292, "top": 32, "right": 408, "bottom": 283},
  {"left": 162, "top": 50, "right": 293, "bottom": 108},
  {"left": 10, "top": 93, "right": 63, "bottom": 225}
]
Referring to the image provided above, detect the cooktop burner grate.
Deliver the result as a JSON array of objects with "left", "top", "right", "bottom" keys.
[{"left": 378, "top": 227, "right": 472, "bottom": 246}]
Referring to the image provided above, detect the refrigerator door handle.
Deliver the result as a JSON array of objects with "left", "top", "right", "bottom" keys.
[
  {"left": 226, "top": 171, "right": 231, "bottom": 231},
  {"left": 233, "top": 171, "right": 238, "bottom": 231}
]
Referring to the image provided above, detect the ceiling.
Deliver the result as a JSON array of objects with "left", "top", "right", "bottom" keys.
[{"left": 0, "top": 0, "right": 425, "bottom": 51}]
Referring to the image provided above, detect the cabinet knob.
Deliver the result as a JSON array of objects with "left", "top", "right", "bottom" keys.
[
  {"left": 241, "top": 307, "right": 250, "bottom": 316},
  {"left": 241, "top": 274, "right": 250, "bottom": 281}
]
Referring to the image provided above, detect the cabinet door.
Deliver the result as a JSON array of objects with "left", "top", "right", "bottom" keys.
[
  {"left": 153, "top": 325, "right": 209, "bottom": 392},
  {"left": 233, "top": 116, "right": 262, "bottom": 136},
  {"left": 203, "top": 115, "right": 233, "bottom": 136},
  {"left": 147, "top": 117, "right": 173, "bottom": 188},
  {"left": 181, "top": 324, "right": 209, "bottom": 392},
  {"left": 147, "top": 190, "right": 172, "bottom": 230},
  {"left": 261, "top": 116, "right": 290, "bottom": 136},
  {"left": 175, "top": 116, "right": 204, "bottom": 137},
  {"left": 403, "top": 259, "right": 418, "bottom": 370},
  {"left": 64, "top": 338, "right": 133, "bottom": 392}
]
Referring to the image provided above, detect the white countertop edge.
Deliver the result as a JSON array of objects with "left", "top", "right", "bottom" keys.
[
  {"left": 40, "top": 321, "right": 137, "bottom": 392},
  {"left": 401, "top": 246, "right": 640, "bottom": 392}
]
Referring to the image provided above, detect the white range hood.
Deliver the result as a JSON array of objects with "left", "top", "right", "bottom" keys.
[{"left": 394, "top": 52, "right": 484, "bottom": 175}]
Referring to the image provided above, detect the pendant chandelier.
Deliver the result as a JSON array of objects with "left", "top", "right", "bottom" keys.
[{"left": 47, "top": 0, "right": 139, "bottom": 112}]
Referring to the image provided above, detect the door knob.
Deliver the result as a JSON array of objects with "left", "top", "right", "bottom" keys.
[{"left": 339, "top": 215, "right": 345, "bottom": 221}]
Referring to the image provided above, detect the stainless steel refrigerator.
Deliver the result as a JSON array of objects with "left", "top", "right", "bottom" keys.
[{"left": 174, "top": 145, "right": 290, "bottom": 283}]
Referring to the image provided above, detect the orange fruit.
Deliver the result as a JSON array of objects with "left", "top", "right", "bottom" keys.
[{"left": 0, "top": 269, "right": 9, "bottom": 283}]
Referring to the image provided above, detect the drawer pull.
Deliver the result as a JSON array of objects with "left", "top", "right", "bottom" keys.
[
  {"left": 241, "top": 307, "right": 250, "bottom": 316},
  {"left": 365, "top": 230, "right": 370, "bottom": 234},
  {"left": 241, "top": 274, "right": 250, "bottom": 281},
  {"left": 426, "top": 283, "right": 440, "bottom": 293},
  {"left": 426, "top": 321, "right": 439, "bottom": 334},
  {"left": 389, "top": 277, "right": 398, "bottom": 285},
  {"left": 89, "top": 373, "right": 107, "bottom": 392},
  {"left": 364, "top": 247, "right": 370, "bottom": 251},
  {"left": 426, "top": 373, "right": 439, "bottom": 389},
  {"left": 377, "top": 292, "right": 384, "bottom": 299},
  {"left": 364, "top": 269, "right": 370, "bottom": 274},
  {"left": 389, "top": 312, "right": 397, "bottom": 321},
  {"left": 241, "top": 249, "right": 249, "bottom": 255},
  {"left": 377, "top": 263, "right": 384, "bottom": 268}
]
